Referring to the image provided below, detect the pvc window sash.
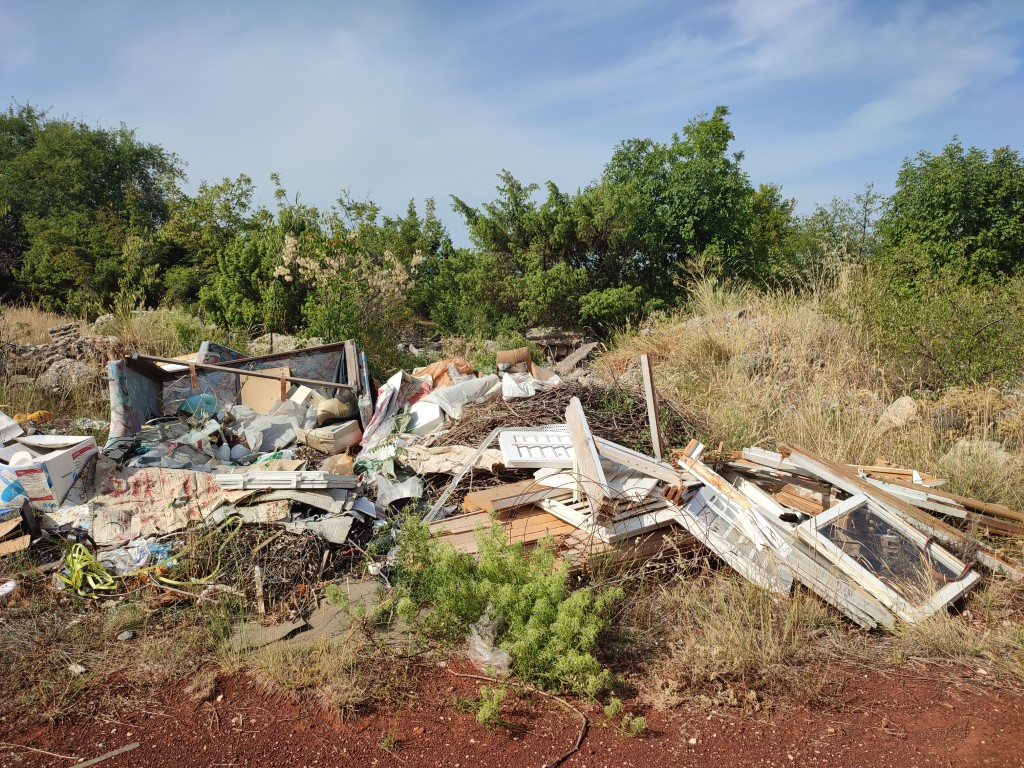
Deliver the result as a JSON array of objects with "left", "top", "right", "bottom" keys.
[
  {"left": 728, "top": 474, "right": 897, "bottom": 630},
  {"left": 796, "top": 496, "right": 978, "bottom": 623}
]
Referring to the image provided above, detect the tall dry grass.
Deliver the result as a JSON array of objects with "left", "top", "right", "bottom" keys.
[
  {"left": 600, "top": 278, "right": 1024, "bottom": 512},
  {"left": 0, "top": 304, "right": 87, "bottom": 345},
  {"left": 93, "top": 308, "right": 238, "bottom": 358},
  {"left": 0, "top": 305, "right": 241, "bottom": 422}
]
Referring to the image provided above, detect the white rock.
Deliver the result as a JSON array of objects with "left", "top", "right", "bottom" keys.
[{"left": 878, "top": 395, "right": 919, "bottom": 430}]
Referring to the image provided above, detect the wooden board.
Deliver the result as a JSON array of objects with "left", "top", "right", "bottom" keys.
[
  {"left": 344, "top": 340, "right": 360, "bottom": 390},
  {"left": 431, "top": 505, "right": 577, "bottom": 555},
  {"left": 882, "top": 477, "right": 1024, "bottom": 523},
  {"left": 559, "top": 524, "right": 697, "bottom": 574},
  {"left": 640, "top": 354, "right": 663, "bottom": 460},
  {"left": 240, "top": 366, "right": 290, "bottom": 414},
  {"left": 0, "top": 534, "right": 30, "bottom": 556},
  {"left": 565, "top": 397, "right": 615, "bottom": 519},
  {"left": 0, "top": 516, "right": 23, "bottom": 539},
  {"left": 462, "top": 480, "right": 572, "bottom": 513}
]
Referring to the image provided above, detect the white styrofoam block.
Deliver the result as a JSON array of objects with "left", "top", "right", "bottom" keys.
[{"left": 408, "top": 401, "right": 446, "bottom": 437}]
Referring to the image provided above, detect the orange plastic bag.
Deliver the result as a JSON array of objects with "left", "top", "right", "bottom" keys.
[{"left": 412, "top": 357, "right": 475, "bottom": 389}]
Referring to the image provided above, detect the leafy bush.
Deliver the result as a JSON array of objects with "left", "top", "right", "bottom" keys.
[
  {"left": 852, "top": 265, "right": 1024, "bottom": 386},
  {"left": 579, "top": 285, "right": 643, "bottom": 332},
  {"left": 389, "top": 515, "right": 621, "bottom": 697}
]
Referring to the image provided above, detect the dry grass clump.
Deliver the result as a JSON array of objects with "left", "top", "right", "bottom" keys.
[
  {"left": 247, "top": 633, "right": 401, "bottom": 718},
  {"left": 600, "top": 280, "right": 887, "bottom": 454},
  {"left": 0, "top": 375, "right": 109, "bottom": 424},
  {"left": 622, "top": 566, "right": 1024, "bottom": 713},
  {"left": 93, "top": 307, "right": 237, "bottom": 358},
  {"left": 0, "top": 304, "right": 86, "bottom": 345},
  {"left": 624, "top": 566, "right": 849, "bottom": 711},
  {"left": 884, "top": 577, "right": 1024, "bottom": 686}
]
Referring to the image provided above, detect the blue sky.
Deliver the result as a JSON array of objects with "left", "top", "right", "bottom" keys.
[{"left": 2, "top": 0, "right": 1022, "bottom": 242}]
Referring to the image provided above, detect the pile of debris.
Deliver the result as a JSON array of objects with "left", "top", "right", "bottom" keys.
[
  {"left": 2, "top": 323, "right": 126, "bottom": 388},
  {"left": 1, "top": 333, "right": 1021, "bottom": 639}
]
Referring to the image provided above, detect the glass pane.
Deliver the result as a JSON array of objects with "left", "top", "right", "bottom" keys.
[{"left": 820, "top": 504, "right": 957, "bottom": 605}]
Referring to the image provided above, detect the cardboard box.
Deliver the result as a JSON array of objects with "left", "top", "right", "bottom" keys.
[
  {"left": 296, "top": 421, "right": 362, "bottom": 455},
  {"left": 4, "top": 435, "right": 97, "bottom": 513},
  {"left": 289, "top": 385, "right": 326, "bottom": 408},
  {"left": 316, "top": 397, "right": 358, "bottom": 427}
]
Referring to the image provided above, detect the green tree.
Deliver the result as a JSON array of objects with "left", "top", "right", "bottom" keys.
[
  {"left": 159, "top": 175, "right": 260, "bottom": 306},
  {"left": 449, "top": 172, "right": 589, "bottom": 333},
  {"left": 743, "top": 183, "right": 799, "bottom": 285},
  {"left": 596, "top": 106, "right": 755, "bottom": 296},
  {"left": 0, "top": 102, "right": 182, "bottom": 312},
  {"left": 877, "top": 140, "right": 1024, "bottom": 280}
]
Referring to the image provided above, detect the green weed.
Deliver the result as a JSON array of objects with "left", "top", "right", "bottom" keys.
[{"left": 391, "top": 515, "right": 621, "bottom": 697}]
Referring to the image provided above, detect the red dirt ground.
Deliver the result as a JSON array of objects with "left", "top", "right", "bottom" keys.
[{"left": 2, "top": 663, "right": 1021, "bottom": 768}]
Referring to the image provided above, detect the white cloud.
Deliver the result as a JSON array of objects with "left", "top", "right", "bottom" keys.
[{"left": 3, "top": 0, "right": 1021, "bottom": 234}]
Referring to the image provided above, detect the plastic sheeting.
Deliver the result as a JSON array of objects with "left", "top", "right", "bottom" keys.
[{"left": 420, "top": 374, "right": 501, "bottom": 419}]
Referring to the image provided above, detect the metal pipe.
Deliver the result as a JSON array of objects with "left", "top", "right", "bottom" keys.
[{"left": 131, "top": 353, "right": 356, "bottom": 390}]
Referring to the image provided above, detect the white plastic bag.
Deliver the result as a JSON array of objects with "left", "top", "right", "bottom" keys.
[
  {"left": 466, "top": 608, "right": 511, "bottom": 675},
  {"left": 375, "top": 475, "right": 424, "bottom": 508}
]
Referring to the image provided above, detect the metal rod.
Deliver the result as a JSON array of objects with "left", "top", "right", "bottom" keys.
[{"left": 132, "top": 353, "right": 356, "bottom": 390}]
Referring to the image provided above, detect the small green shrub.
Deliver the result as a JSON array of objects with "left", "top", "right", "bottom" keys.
[
  {"left": 391, "top": 515, "right": 621, "bottom": 697},
  {"left": 474, "top": 684, "right": 508, "bottom": 728},
  {"left": 603, "top": 696, "right": 647, "bottom": 736}
]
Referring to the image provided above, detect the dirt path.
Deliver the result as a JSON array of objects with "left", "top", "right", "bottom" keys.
[{"left": 2, "top": 664, "right": 1021, "bottom": 768}]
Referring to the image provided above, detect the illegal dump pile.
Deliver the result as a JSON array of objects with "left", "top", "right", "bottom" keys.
[{"left": 1, "top": 335, "right": 1023, "bottom": 699}]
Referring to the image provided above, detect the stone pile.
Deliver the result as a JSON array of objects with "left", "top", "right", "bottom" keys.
[{"left": 2, "top": 324, "right": 126, "bottom": 393}]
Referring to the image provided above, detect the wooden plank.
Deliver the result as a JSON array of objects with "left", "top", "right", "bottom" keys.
[
  {"left": 774, "top": 491, "right": 826, "bottom": 517},
  {"left": 595, "top": 437, "right": 698, "bottom": 486},
  {"left": 741, "top": 446, "right": 813, "bottom": 477},
  {"left": 882, "top": 477, "right": 1024, "bottom": 523},
  {"left": 344, "top": 340, "right": 360, "bottom": 390},
  {"left": 433, "top": 508, "right": 576, "bottom": 555},
  {"left": 0, "top": 517, "right": 23, "bottom": 539},
  {"left": 640, "top": 354, "right": 663, "bottom": 460},
  {"left": 565, "top": 397, "right": 616, "bottom": 519},
  {"left": 0, "top": 534, "right": 30, "bottom": 556},
  {"left": 559, "top": 524, "right": 696, "bottom": 574},
  {"left": 462, "top": 480, "right": 572, "bottom": 513},
  {"left": 430, "top": 509, "right": 495, "bottom": 535},
  {"left": 433, "top": 505, "right": 575, "bottom": 539}
]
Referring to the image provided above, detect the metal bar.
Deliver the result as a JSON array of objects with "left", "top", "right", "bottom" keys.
[
  {"left": 211, "top": 339, "right": 352, "bottom": 367},
  {"left": 132, "top": 353, "right": 355, "bottom": 390}
]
